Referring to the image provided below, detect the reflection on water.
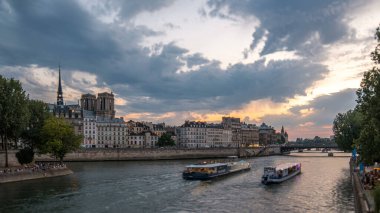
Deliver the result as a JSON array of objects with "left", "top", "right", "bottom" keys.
[{"left": 0, "top": 155, "right": 354, "bottom": 213}]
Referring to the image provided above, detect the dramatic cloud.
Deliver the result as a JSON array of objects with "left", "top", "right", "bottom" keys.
[
  {"left": 262, "top": 89, "right": 358, "bottom": 138},
  {"left": 0, "top": 0, "right": 378, "bottom": 139},
  {"left": 206, "top": 0, "right": 357, "bottom": 56}
]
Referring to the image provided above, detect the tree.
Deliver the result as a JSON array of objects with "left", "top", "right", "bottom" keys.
[
  {"left": 0, "top": 75, "right": 29, "bottom": 167},
  {"left": 16, "top": 147, "right": 34, "bottom": 165},
  {"left": 156, "top": 133, "right": 175, "bottom": 147},
  {"left": 354, "top": 25, "right": 380, "bottom": 163},
  {"left": 355, "top": 123, "right": 380, "bottom": 164},
  {"left": 333, "top": 109, "right": 363, "bottom": 152},
  {"left": 40, "top": 117, "right": 82, "bottom": 163},
  {"left": 21, "top": 100, "right": 50, "bottom": 149}
]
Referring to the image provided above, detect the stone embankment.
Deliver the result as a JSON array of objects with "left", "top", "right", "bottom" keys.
[
  {"left": 1, "top": 147, "right": 281, "bottom": 166},
  {"left": 0, "top": 164, "right": 73, "bottom": 184},
  {"left": 34, "top": 147, "right": 281, "bottom": 162}
]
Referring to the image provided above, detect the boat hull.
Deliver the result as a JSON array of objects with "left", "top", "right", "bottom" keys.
[{"left": 262, "top": 169, "right": 301, "bottom": 185}]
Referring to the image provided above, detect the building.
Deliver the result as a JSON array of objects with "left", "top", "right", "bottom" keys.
[
  {"left": 127, "top": 131, "right": 158, "bottom": 148},
  {"left": 80, "top": 91, "right": 129, "bottom": 148},
  {"left": 241, "top": 123, "right": 259, "bottom": 147},
  {"left": 221, "top": 117, "right": 241, "bottom": 129},
  {"left": 96, "top": 117, "right": 128, "bottom": 148},
  {"left": 47, "top": 65, "right": 83, "bottom": 135},
  {"left": 177, "top": 121, "right": 207, "bottom": 148},
  {"left": 280, "top": 126, "right": 289, "bottom": 144},
  {"left": 177, "top": 121, "right": 235, "bottom": 148},
  {"left": 221, "top": 117, "right": 242, "bottom": 147},
  {"left": 206, "top": 124, "right": 233, "bottom": 147},
  {"left": 95, "top": 92, "right": 115, "bottom": 119},
  {"left": 82, "top": 110, "right": 97, "bottom": 148},
  {"left": 259, "top": 123, "right": 276, "bottom": 146},
  {"left": 152, "top": 123, "right": 166, "bottom": 138},
  {"left": 126, "top": 121, "right": 150, "bottom": 134},
  {"left": 81, "top": 93, "right": 96, "bottom": 111},
  {"left": 81, "top": 92, "right": 115, "bottom": 120},
  {"left": 165, "top": 126, "right": 178, "bottom": 145}
]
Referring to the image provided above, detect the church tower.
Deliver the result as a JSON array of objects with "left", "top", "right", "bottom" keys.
[
  {"left": 96, "top": 92, "right": 115, "bottom": 119},
  {"left": 81, "top": 93, "right": 96, "bottom": 111},
  {"left": 57, "top": 65, "right": 64, "bottom": 106}
]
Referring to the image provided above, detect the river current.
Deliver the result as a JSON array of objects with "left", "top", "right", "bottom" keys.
[{"left": 0, "top": 153, "right": 354, "bottom": 213}]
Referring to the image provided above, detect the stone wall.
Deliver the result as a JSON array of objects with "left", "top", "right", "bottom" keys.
[
  {"left": 1, "top": 147, "right": 281, "bottom": 164},
  {"left": 36, "top": 148, "right": 242, "bottom": 161}
]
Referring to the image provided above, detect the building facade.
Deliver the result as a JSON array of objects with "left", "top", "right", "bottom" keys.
[
  {"left": 83, "top": 110, "right": 97, "bottom": 148},
  {"left": 259, "top": 123, "right": 276, "bottom": 146},
  {"left": 81, "top": 92, "right": 115, "bottom": 120},
  {"left": 127, "top": 132, "right": 159, "bottom": 148},
  {"left": 241, "top": 124, "right": 259, "bottom": 147},
  {"left": 177, "top": 121, "right": 207, "bottom": 148},
  {"left": 206, "top": 124, "right": 233, "bottom": 147},
  {"left": 178, "top": 121, "right": 235, "bottom": 148},
  {"left": 221, "top": 117, "right": 242, "bottom": 147},
  {"left": 96, "top": 117, "right": 128, "bottom": 148}
]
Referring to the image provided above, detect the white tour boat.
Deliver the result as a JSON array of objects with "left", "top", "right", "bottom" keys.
[{"left": 261, "top": 162, "right": 301, "bottom": 185}]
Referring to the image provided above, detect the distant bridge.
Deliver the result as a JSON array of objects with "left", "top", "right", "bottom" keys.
[{"left": 280, "top": 143, "right": 339, "bottom": 152}]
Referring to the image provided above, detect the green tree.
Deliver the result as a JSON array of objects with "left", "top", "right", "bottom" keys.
[
  {"left": 40, "top": 117, "right": 82, "bottom": 163},
  {"left": 0, "top": 75, "right": 29, "bottom": 167},
  {"left": 355, "top": 123, "right": 380, "bottom": 164},
  {"left": 156, "top": 133, "right": 175, "bottom": 147},
  {"left": 355, "top": 25, "right": 380, "bottom": 163},
  {"left": 22, "top": 100, "right": 50, "bottom": 149},
  {"left": 333, "top": 109, "right": 363, "bottom": 152}
]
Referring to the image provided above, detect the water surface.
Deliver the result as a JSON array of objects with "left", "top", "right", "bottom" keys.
[{"left": 0, "top": 154, "right": 354, "bottom": 212}]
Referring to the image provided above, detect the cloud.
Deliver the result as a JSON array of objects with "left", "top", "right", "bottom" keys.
[
  {"left": 261, "top": 88, "right": 358, "bottom": 139},
  {"left": 206, "top": 0, "right": 358, "bottom": 56},
  {"left": 118, "top": 58, "right": 327, "bottom": 113},
  {"left": 0, "top": 0, "right": 327, "bottom": 113},
  {"left": 1, "top": 0, "right": 375, "bottom": 140},
  {"left": 185, "top": 53, "right": 210, "bottom": 68}
]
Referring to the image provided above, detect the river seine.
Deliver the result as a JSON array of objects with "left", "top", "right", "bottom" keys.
[{"left": 0, "top": 153, "right": 354, "bottom": 212}]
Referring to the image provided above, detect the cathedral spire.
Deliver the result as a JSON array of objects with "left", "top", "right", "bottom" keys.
[{"left": 57, "top": 64, "right": 64, "bottom": 106}]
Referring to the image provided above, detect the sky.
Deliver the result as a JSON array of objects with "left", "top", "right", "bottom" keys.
[{"left": 0, "top": 0, "right": 379, "bottom": 140}]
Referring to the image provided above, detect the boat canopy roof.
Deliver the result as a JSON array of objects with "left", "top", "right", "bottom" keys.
[
  {"left": 275, "top": 163, "right": 301, "bottom": 171},
  {"left": 185, "top": 163, "right": 227, "bottom": 168}
]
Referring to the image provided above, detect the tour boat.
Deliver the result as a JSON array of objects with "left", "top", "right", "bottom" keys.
[
  {"left": 261, "top": 162, "right": 301, "bottom": 185},
  {"left": 182, "top": 157, "right": 251, "bottom": 180}
]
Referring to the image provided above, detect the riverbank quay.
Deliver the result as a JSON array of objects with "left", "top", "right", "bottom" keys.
[
  {"left": 33, "top": 147, "right": 281, "bottom": 162},
  {"left": 350, "top": 160, "right": 375, "bottom": 212},
  {"left": 0, "top": 163, "right": 73, "bottom": 184}
]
